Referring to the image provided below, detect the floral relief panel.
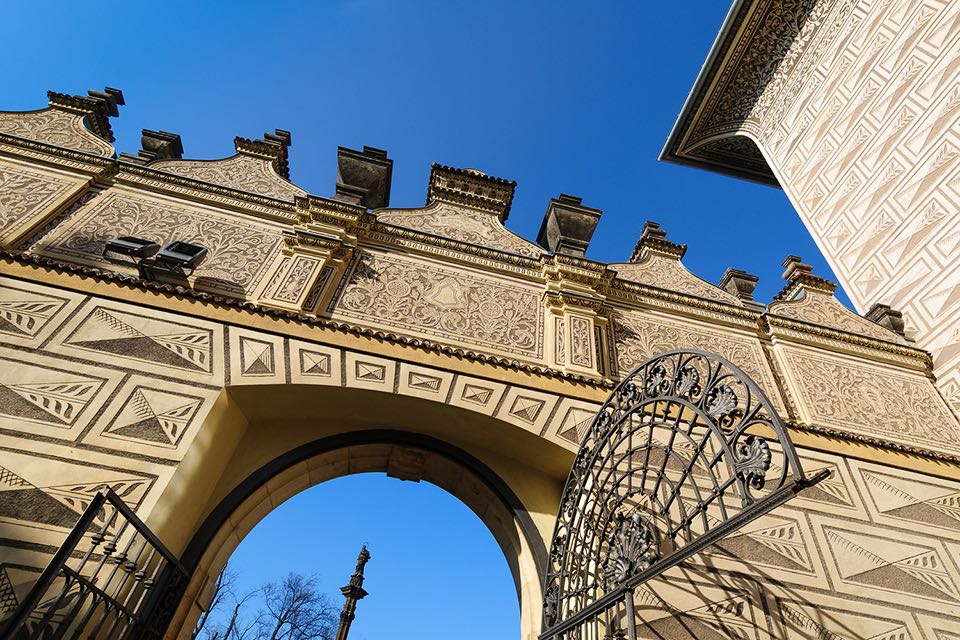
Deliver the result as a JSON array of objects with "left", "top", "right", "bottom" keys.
[
  {"left": 32, "top": 190, "right": 282, "bottom": 297},
  {"left": 0, "top": 109, "right": 114, "bottom": 156},
  {"left": 328, "top": 250, "right": 543, "bottom": 358},
  {"left": 0, "top": 162, "right": 81, "bottom": 245},
  {"left": 150, "top": 155, "right": 307, "bottom": 202},
  {"left": 376, "top": 201, "right": 543, "bottom": 257},
  {"left": 612, "top": 309, "right": 782, "bottom": 407},
  {"left": 781, "top": 347, "right": 960, "bottom": 455}
]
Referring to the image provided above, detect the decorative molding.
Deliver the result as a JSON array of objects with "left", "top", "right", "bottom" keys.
[
  {"left": 33, "top": 190, "right": 283, "bottom": 297},
  {"left": 426, "top": 164, "right": 516, "bottom": 220},
  {"left": 150, "top": 153, "right": 306, "bottom": 203},
  {"left": 376, "top": 201, "right": 543, "bottom": 258},
  {"left": 0, "top": 109, "right": 114, "bottom": 158}
]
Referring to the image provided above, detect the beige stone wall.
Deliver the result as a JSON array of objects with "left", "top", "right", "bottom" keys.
[
  {"left": 761, "top": 0, "right": 960, "bottom": 418},
  {"left": 3, "top": 271, "right": 960, "bottom": 638},
  {"left": 665, "top": 0, "right": 960, "bottom": 414},
  {"left": 2, "top": 89, "right": 960, "bottom": 638}
]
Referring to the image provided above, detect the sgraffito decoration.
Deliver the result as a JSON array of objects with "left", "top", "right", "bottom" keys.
[{"left": 541, "top": 349, "right": 827, "bottom": 639}]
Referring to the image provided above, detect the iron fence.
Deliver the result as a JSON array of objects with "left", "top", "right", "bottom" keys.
[{"left": 2, "top": 488, "right": 186, "bottom": 640}]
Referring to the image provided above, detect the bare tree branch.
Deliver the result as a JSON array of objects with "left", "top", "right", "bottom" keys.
[{"left": 193, "top": 563, "right": 236, "bottom": 639}]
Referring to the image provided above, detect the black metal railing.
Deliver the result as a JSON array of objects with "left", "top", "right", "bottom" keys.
[{"left": 2, "top": 488, "right": 187, "bottom": 640}]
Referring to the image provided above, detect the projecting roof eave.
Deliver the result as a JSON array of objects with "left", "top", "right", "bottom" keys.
[{"left": 658, "top": 0, "right": 781, "bottom": 189}]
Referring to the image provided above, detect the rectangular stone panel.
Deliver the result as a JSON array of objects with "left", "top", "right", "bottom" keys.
[
  {"left": 775, "top": 344, "right": 960, "bottom": 455},
  {"left": 0, "top": 345, "right": 123, "bottom": 441},
  {"left": 611, "top": 308, "right": 784, "bottom": 411},
  {"left": 30, "top": 187, "right": 283, "bottom": 297},
  {"left": 0, "top": 159, "right": 87, "bottom": 246},
  {"left": 47, "top": 298, "right": 225, "bottom": 385},
  {"left": 328, "top": 249, "right": 543, "bottom": 359}
]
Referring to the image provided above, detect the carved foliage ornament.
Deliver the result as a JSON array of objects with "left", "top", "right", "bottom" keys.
[
  {"left": 769, "top": 289, "right": 901, "bottom": 342},
  {"left": 611, "top": 253, "right": 739, "bottom": 304},
  {"left": 376, "top": 201, "right": 543, "bottom": 257},
  {"left": 329, "top": 251, "right": 542, "bottom": 357},
  {"left": 35, "top": 192, "right": 281, "bottom": 296},
  {"left": 0, "top": 163, "right": 77, "bottom": 241},
  {"left": 151, "top": 154, "right": 307, "bottom": 202},
  {"left": 786, "top": 350, "right": 960, "bottom": 452},
  {"left": 612, "top": 310, "right": 778, "bottom": 397},
  {"left": 0, "top": 108, "right": 114, "bottom": 157}
]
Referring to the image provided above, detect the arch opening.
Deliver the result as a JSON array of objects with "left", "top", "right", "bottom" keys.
[
  {"left": 196, "top": 472, "right": 522, "bottom": 640},
  {"left": 161, "top": 421, "right": 558, "bottom": 640}
]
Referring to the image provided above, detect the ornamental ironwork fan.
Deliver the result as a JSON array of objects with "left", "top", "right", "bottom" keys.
[{"left": 541, "top": 349, "right": 827, "bottom": 640}]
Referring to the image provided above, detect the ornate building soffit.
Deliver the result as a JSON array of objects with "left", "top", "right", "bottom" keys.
[
  {"left": 149, "top": 130, "right": 308, "bottom": 202},
  {"left": 659, "top": 0, "right": 815, "bottom": 186}
]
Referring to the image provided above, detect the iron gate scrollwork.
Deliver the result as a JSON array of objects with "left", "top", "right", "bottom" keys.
[{"left": 541, "top": 350, "right": 828, "bottom": 639}]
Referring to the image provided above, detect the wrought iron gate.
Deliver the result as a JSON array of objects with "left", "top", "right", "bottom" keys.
[
  {"left": 540, "top": 350, "right": 827, "bottom": 639},
  {"left": 2, "top": 488, "right": 187, "bottom": 640}
]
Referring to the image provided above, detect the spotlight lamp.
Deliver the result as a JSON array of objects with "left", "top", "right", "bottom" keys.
[
  {"left": 103, "top": 236, "right": 208, "bottom": 281},
  {"left": 103, "top": 236, "right": 161, "bottom": 260}
]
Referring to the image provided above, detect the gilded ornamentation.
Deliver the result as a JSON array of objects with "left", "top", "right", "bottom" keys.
[
  {"left": 0, "top": 163, "right": 76, "bottom": 242},
  {"left": 151, "top": 154, "right": 306, "bottom": 202},
  {"left": 0, "top": 109, "right": 114, "bottom": 156},
  {"left": 329, "top": 251, "right": 542, "bottom": 357},
  {"left": 769, "top": 291, "right": 900, "bottom": 342},
  {"left": 785, "top": 351, "right": 960, "bottom": 453},
  {"left": 611, "top": 254, "right": 739, "bottom": 304},
  {"left": 376, "top": 201, "right": 543, "bottom": 257},
  {"left": 38, "top": 192, "right": 281, "bottom": 296}
]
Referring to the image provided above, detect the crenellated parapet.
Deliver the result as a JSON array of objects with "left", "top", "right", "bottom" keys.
[
  {"left": 4, "top": 81, "right": 960, "bottom": 640},
  {"left": 0, "top": 85, "right": 956, "bottom": 465}
]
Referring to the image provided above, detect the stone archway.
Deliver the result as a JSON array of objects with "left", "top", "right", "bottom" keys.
[{"left": 151, "top": 385, "right": 572, "bottom": 640}]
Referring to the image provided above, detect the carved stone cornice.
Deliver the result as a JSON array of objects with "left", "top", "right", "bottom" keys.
[
  {"left": 426, "top": 164, "right": 516, "bottom": 220},
  {"left": 543, "top": 291, "right": 607, "bottom": 313},
  {"left": 787, "top": 420, "right": 960, "bottom": 466},
  {"left": 282, "top": 229, "right": 353, "bottom": 259},
  {"left": 117, "top": 163, "right": 300, "bottom": 223},
  {"left": 0, "top": 136, "right": 115, "bottom": 174},
  {"left": 762, "top": 314, "right": 932, "bottom": 369},
  {"left": 541, "top": 254, "right": 608, "bottom": 289},
  {"left": 629, "top": 221, "right": 687, "bottom": 261},
  {"left": 0, "top": 249, "right": 611, "bottom": 389},
  {"left": 609, "top": 278, "right": 760, "bottom": 328},
  {"left": 659, "top": 0, "right": 834, "bottom": 185},
  {"left": 773, "top": 255, "right": 837, "bottom": 301},
  {"left": 235, "top": 129, "right": 292, "bottom": 179},
  {"left": 370, "top": 222, "right": 543, "bottom": 271}
]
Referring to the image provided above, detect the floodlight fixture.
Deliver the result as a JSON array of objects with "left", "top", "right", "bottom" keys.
[
  {"left": 104, "top": 236, "right": 208, "bottom": 281},
  {"left": 102, "top": 236, "right": 161, "bottom": 261},
  {"left": 139, "top": 241, "right": 208, "bottom": 280}
]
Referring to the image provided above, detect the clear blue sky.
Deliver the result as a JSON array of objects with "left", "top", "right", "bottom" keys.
[{"left": 4, "top": 2, "right": 852, "bottom": 638}]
